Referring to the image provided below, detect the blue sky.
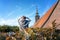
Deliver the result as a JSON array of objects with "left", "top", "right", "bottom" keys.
[{"left": 0, "top": 0, "right": 57, "bottom": 26}]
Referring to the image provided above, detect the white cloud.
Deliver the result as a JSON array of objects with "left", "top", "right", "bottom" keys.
[
  {"left": 0, "top": 17, "right": 34, "bottom": 27},
  {"left": 0, "top": 9, "right": 35, "bottom": 26},
  {"left": 7, "top": 11, "right": 15, "bottom": 17},
  {"left": 26, "top": 11, "right": 35, "bottom": 17},
  {"left": 31, "top": 4, "right": 36, "bottom": 7},
  {"left": 7, "top": 4, "right": 35, "bottom": 18},
  {"left": 7, "top": 5, "right": 22, "bottom": 18},
  {"left": 0, "top": 17, "right": 19, "bottom": 26}
]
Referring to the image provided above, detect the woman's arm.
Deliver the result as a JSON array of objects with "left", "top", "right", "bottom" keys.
[
  {"left": 26, "top": 17, "right": 31, "bottom": 22},
  {"left": 18, "top": 17, "right": 23, "bottom": 26}
]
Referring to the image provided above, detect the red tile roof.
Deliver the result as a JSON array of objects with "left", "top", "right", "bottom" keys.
[{"left": 33, "top": 1, "right": 58, "bottom": 28}]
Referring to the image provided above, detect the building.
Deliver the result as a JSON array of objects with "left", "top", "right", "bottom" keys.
[{"left": 33, "top": 0, "right": 60, "bottom": 29}]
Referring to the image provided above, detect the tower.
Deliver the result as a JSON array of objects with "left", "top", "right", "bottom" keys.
[{"left": 35, "top": 7, "right": 40, "bottom": 22}]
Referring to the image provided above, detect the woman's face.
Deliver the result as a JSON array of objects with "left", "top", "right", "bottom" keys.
[{"left": 21, "top": 17, "right": 26, "bottom": 21}]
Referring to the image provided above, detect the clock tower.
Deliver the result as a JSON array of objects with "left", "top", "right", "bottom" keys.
[{"left": 35, "top": 7, "right": 40, "bottom": 22}]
